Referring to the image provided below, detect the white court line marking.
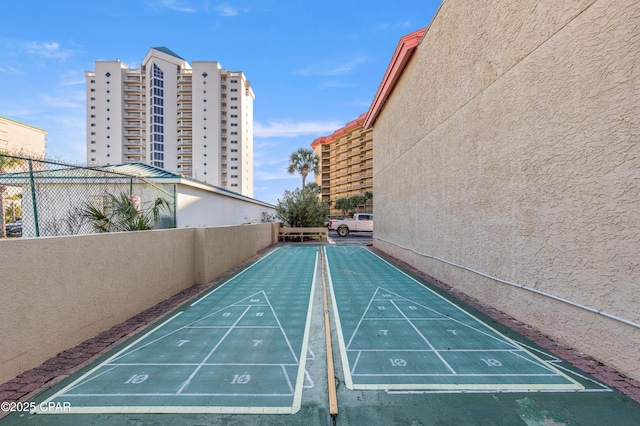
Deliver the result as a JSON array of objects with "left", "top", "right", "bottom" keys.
[
  {"left": 103, "top": 363, "right": 299, "bottom": 366},
  {"left": 514, "top": 341, "right": 612, "bottom": 391},
  {"left": 345, "top": 287, "right": 520, "bottom": 373},
  {"left": 189, "top": 246, "right": 281, "bottom": 307},
  {"left": 63, "top": 366, "right": 117, "bottom": 394},
  {"left": 36, "top": 246, "right": 320, "bottom": 414},
  {"left": 54, "top": 312, "right": 183, "bottom": 395},
  {"left": 304, "top": 370, "right": 315, "bottom": 389},
  {"left": 281, "top": 365, "right": 295, "bottom": 394},
  {"left": 324, "top": 246, "right": 355, "bottom": 389},
  {"left": 362, "top": 317, "right": 450, "bottom": 321},
  {"left": 508, "top": 350, "right": 557, "bottom": 373},
  {"left": 344, "top": 286, "right": 380, "bottom": 350},
  {"left": 176, "top": 288, "right": 301, "bottom": 395},
  {"left": 324, "top": 246, "right": 585, "bottom": 391},
  {"left": 108, "top": 291, "right": 271, "bottom": 363},
  {"left": 368, "top": 288, "right": 521, "bottom": 348},
  {"left": 290, "top": 249, "right": 319, "bottom": 414},
  {"left": 353, "top": 373, "right": 562, "bottom": 377},
  {"left": 177, "top": 304, "right": 250, "bottom": 394},
  {"left": 62, "top": 392, "right": 295, "bottom": 397},
  {"left": 350, "top": 349, "right": 523, "bottom": 352},
  {"left": 351, "top": 351, "right": 362, "bottom": 376},
  {"left": 185, "top": 325, "right": 279, "bottom": 329},
  {"left": 388, "top": 298, "right": 456, "bottom": 374},
  {"left": 386, "top": 389, "right": 611, "bottom": 395}
]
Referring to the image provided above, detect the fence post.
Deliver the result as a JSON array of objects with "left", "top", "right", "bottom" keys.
[
  {"left": 173, "top": 184, "right": 177, "bottom": 227},
  {"left": 28, "top": 159, "right": 40, "bottom": 237}
]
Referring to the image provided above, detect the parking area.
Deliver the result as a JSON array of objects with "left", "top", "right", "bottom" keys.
[
  {"left": 2, "top": 244, "right": 639, "bottom": 425},
  {"left": 327, "top": 229, "right": 372, "bottom": 245}
]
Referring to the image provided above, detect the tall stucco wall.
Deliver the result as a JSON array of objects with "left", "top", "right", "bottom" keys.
[
  {"left": 373, "top": 0, "right": 640, "bottom": 380},
  {"left": 0, "top": 223, "right": 277, "bottom": 383}
]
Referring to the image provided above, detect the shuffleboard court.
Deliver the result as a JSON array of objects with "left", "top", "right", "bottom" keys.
[
  {"left": 324, "top": 245, "right": 585, "bottom": 391},
  {"left": 36, "top": 246, "right": 319, "bottom": 415}
]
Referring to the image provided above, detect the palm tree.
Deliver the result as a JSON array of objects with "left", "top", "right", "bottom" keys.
[
  {"left": 0, "top": 152, "right": 23, "bottom": 238},
  {"left": 83, "top": 191, "right": 170, "bottom": 233},
  {"left": 287, "top": 148, "right": 319, "bottom": 188}
]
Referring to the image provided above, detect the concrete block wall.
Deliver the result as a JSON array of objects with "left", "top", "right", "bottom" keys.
[{"left": 0, "top": 223, "right": 278, "bottom": 383}]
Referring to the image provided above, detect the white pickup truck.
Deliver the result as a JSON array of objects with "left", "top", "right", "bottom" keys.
[{"left": 329, "top": 213, "right": 373, "bottom": 237}]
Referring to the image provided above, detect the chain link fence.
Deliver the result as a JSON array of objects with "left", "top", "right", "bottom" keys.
[{"left": 0, "top": 153, "right": 176, "bottom": 238}]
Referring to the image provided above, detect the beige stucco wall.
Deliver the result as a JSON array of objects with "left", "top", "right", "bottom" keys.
[
  {"left": 194, "top": 223, "right": 280, "bottom": 285},
  {"left": 0, "top": 223, "right": 278, "bottom": 383},
  {"left": 373, "top": 0, "right": 639, "bottom": 380}
]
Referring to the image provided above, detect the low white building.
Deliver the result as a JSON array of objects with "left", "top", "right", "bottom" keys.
[{"left": 0, "top": 163, "right": 274, "bottom": 237}]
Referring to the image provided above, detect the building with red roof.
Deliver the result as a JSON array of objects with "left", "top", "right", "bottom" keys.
[{"left": 311, "top": 113, "right": 372, "bottom": 217}]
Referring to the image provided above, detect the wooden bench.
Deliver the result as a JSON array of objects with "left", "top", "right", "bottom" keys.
[{"left": 279, "top": 227, "right": 328, "bottom": 242}]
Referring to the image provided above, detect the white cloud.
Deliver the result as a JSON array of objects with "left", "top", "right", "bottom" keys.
[
  {"left": 216, "top": 3, "right": 238, "bottom": 16},
  {"left": 23, "top": 41, "right": 72, "bottom": 60},
  {"left": 0, "top": 65, "right": 23, "bottom": 75},
  {"left": 42, "top": 91, "right": 85, "bottom": 110},
  {"left": 152, "top": 0, "right": 197, "bottom": 12},
  {"left": 349, "top": 98, "right": 373, "bottom": 108},
  {"left": 254, "top": 120, "right": 344, "bottom": 139},
  {"left": 376, "top": 21, "right": 413, "bottom": 31},
  {"left": 295, "top": 56, "right": 367, "bottom": 77},
  {"left": 320, "top": 81, "right": 349, "bottom": 89},
  {"left": 254, "top": 170, "right": 298, "bottom": 181}
]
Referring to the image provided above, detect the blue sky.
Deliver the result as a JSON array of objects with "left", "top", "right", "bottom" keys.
[{"left": 0, "top": 0, "right": 442, "bottom": 204}]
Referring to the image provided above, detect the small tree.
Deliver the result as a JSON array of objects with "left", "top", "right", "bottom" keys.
[
  {"left": 276, "top": 184, "right": 329, "bottom": 227},
  {"left": 333, "top": 192, "right": 373, "bottom": 217},
  {"left": 83, "top": 191, "right": 170, "bottom": 233},
  {"left": 287, "top": 148, "right": 319, "bottom": 188},
  {"left": 334, "top": 197, "right": 350, "bottom": 217}
]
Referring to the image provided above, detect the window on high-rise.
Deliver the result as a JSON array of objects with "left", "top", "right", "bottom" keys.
[{"left": 150, "top": 63, "right": 165, "bottom": 168}]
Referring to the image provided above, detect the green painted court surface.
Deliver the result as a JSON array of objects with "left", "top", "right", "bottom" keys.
[
  {"left": 16, "top": 243, "right": 638, "bottom": 424},
  {"left": 324, "top": 245, "right": 582, "bottom": 391},
  {"left": 37, "top": 246, "right": 319, "bottom": 414}
]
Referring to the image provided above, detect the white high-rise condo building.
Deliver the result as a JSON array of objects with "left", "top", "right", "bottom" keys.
[{"left": 85, "top": 47, "right": 254, "bottom": 197}]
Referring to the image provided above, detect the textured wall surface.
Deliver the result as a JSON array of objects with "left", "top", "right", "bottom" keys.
[
  {"left": 0, "top": 223, "right": 277, "bottom": 383},
  {"left": 373, "top": 0, "right": 639, "bottom": 380}
]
